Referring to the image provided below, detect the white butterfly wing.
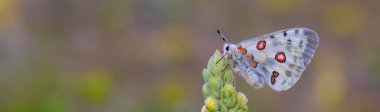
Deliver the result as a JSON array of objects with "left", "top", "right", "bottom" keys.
[{"left": 237, "top": 28, "right": 319, "bottom": 91}]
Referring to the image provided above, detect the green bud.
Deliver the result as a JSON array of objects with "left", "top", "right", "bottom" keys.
[
  {"left": 212, "top": 62, "right": 221, "bottom": 78},
  {"left": 205, "top": 97, "right": 219, "bottom": 111},
  {"left": 222, "top": 70, "right": 233, "bottom": 85},
  {"left": 223, "top": 97, "right": 236, "bottom": 108},
  {"left": 235, "top": 92, "right": 248, "bottom": 107},
  {"left": 211, "top": 51, "right": 225, "bottom": 78},
  {"left": 222, "top": 84, "right": 236, "bottom": 98},
  {"left": 213, "top": 50, "right": 222, "bottom": 62},
  {"left": 221, "top": 84, "right": 236, "bottom": 107},
  {"left": 209, "top": 77, "right": 223, "bottom": 97},
  {"left": 217, "top": 59, "right": 227, "bottom": 70},
  {"left": 202, "top": 69, "right": 212, "bottom": 82},
  {"left": 219, "top": 103, "right": 228, "bottom": 112},
  {"left": 208, "top": 50, "right": 221, "bottom": 70},
  {"left": 202, "top": 83, "right": 212, "bottom": 98}
]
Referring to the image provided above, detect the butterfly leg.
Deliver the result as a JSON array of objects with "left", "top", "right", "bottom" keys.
[
  {"left": 222, "top": 64, "right": 229, "bottom": 72},
  {"left": 233, "top": 71, "right": 239, "bottom": 87},
  {"left": 216, "top": 53, "right": 228, "bottom": 64}
]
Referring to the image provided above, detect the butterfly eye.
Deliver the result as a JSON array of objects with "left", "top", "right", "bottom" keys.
[{"left": 225, "top": 46, "right": 229, "bottom": 51}]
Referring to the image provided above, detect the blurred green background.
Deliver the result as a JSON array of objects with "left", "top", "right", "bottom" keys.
[{"left": 0, "top": 0, "right": 379, "bottom": 112}]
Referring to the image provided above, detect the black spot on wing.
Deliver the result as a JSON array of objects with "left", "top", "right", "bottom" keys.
[
  {"left": 293, "top": 56, "right": 298, "bottom": 63},
  {"left": 295, "top": 29, "right": 299, "bottom": 34},
  {"left": 283, "top": 31, "right": 288, "bottom": 37},
  {"left": 270, "top": 35, "right": 275, "bottom": 38},
  {"left": 303, "top": 29, "right": 313, "bottom": 36},
  {"left": 307, "top": 37, "right": 318, "bottom": 47},
  {"left": 287, "top": 38, "right": 292, "bottom": 43},
  {"left": 288, "top": 64, "right": 296, "bottom": 68},
  {"left": 299, "top": 40, "right": 304, "bottom": 48},
  {"left": 254, "top": 70, "right": 264, "bottom": 83},
  {"left": 285, "top": 70, "right": 292, "bottom": 77},
  {"left": 260, "top": 66, "right": 269, "bottom": 74},
  {"left": 286, "top": 38, "right": 292, "bottom": 46}
]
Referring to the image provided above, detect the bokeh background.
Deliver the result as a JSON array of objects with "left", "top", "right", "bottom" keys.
[{"left": 0, "top": 0, "right": 379, "bottom": 112}]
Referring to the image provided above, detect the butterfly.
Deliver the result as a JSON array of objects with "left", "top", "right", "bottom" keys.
[{"left": 218, "top": 27, "right": 319, "bottom": 91}]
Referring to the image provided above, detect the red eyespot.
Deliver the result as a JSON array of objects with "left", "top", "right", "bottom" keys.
[
  {"left": 256, "top": 40, "right": 266, "bottom": 51},
  {"left": 271, "top": 71, "right": 279, "bottom": 85},
  {"left": 273, "top": 71, "right": 279, "bottom": 77},
  {"left": 271, "top": 77, "right": 276, "bottom": 85},
  {"left": 237, "top": 46, "right": 247, "bottom": 55},
  {"left": 275, "top": 52, "right": 286, "bottom": 63},
  {"left": 250, "top": 61, "right": 257, "bottom": 68},
  {"left": 247, "top": 54, "right": 254, "bottom": 60},
  {"left": 237, "top": 46, "right": 243, "bottom": 50}
]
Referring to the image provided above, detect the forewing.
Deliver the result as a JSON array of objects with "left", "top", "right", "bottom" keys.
[{"left": 238, "top": 28, "right": 319, "bottom": 91}]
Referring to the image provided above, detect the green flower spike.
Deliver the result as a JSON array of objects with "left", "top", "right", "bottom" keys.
[{"left": 201, "top": 50, "right": 249, "bottom": 112}]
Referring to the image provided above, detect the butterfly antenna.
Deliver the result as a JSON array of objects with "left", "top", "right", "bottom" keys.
[{"left": 217, "top": 29, "right": 229, "bottom": 42}]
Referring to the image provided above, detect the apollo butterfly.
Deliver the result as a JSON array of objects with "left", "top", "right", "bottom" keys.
[{"left": 218, "top": 27, "right": 319, "bottom": 91}]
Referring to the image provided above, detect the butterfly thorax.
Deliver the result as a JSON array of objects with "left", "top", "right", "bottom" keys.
[{"left": 223, "top": 43, "right": 243, "bottom": 71}]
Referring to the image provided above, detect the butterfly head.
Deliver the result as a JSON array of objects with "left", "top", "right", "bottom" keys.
[{"left": 222, "top": 43, "right": 237, "bottom": 56}]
